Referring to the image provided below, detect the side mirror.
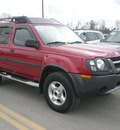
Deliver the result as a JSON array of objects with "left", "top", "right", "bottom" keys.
[{"left": 25, "top": 40, "right": 39, "bottom": 49}]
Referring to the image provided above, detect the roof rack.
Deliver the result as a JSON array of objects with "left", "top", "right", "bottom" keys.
[
  {"left": 0, "top": 16, "right": 62, "bottom": 25},
  {"left": 0, "top": 17, "right": 11, "bottom": 22},
  {"left": 0, "top": 16, "right": 31, "bottom": 23},
  {"left": 11, "top": 16, "right": 31, "bottom": 23}
]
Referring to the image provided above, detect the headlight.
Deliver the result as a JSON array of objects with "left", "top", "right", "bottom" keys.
[
  {"left": 86, "top": 58, "right": 108, "bottom": 72},
  {"left": 89, "top": 60, "right": 97, "bottom": 71},
  {"left": 96, "top": 59, "right": 106, "bottom": 70}
]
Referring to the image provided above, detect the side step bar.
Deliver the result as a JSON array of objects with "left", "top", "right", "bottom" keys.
[{"left": 0, "top": 72, "right": 39, "bottom": 87}]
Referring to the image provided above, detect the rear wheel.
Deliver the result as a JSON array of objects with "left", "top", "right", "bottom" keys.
[{"left": 44, "top": 72, "right": 80, "bottom": 113}]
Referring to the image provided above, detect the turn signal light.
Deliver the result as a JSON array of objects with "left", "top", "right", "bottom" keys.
[{"left": 80, "top": 74, "right": 91, "bottom": 79}]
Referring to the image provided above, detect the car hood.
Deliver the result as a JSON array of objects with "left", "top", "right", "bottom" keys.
[
  {"left": 57, "top": 43, "right": 120, "bottom": 59},
  {"left": 86, "top": 39, "right": 100, "bottom": 44},
  {"left": 99, "top": 42, "right": 120, "bottom": 47}
]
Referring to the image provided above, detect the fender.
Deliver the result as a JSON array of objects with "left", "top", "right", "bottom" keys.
[
  {"left": 39, "top": 64, "right": 85, "bottom": 96},
  {"left": 42, "top": 53, "right": 80, "bottom": 73},
  {"left": 39, "top": 64, "right": 82, "bottom": 96}
]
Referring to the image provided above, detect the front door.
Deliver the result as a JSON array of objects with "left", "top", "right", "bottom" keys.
[{"left": 8, "top": 25, "right": 42, "bottom": 81}]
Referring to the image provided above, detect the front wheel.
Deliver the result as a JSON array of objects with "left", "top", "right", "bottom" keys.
[{"left": 44, "top": 72, "right": 80, "bottom": 113}]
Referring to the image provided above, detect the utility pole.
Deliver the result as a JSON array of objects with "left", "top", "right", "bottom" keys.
[{"left": 42, "top": 0, "right": 44, "bottom": 18}]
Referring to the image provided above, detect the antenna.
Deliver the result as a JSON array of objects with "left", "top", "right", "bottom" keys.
[{"left": 42, "top": 0, "right": 44, "bottom": 18}]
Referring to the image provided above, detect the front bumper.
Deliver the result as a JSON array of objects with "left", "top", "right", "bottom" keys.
[{"left": 68, "top": 73, "right": 120, "bottom": 97}]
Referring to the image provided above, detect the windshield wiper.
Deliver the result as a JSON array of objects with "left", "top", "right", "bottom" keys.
[
  {"left": 113, "top": 41, "right": 120, "bottom": 43},
  {"left": 106, "top": 41, "right": 120, "bottom": 43},
  {"left": 46, "top": 41, "right": 82, "bottom": 46},
  {"left": 46, "top": 41, "right": 65, "bottom": 45},
  {"left": 69, "top": 41, "right": 82, "bottom": 44}
]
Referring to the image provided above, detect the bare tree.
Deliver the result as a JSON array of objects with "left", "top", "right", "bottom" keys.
[
  {"left": 66, "top": 19, "right": 74, "bottom": 29},
  {"left": 115, "top": 20, "right": 120, "bottom": 30},
  {"left": 81, "top": 22, "right": 90, "bottom": 30},
  {"left": 90, "top": 20, "right": 96, "bottom": 30},
  {"left": 75, "top": 19, "right": 82, "bottom": 30},
  {"left": 0, "top": 13, "right": 12, "bottom": 18},
  {"left": 99, "top": 20, "right": 106, "bottom": 30}
]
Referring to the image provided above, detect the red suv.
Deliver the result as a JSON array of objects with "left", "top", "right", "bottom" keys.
[{"left": 0, "top": 16, "right": 120, "bottom": 113}]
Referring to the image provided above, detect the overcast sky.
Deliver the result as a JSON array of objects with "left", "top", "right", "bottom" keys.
[{"left": 0, "top": 0, "right": 120, "bottom": 27}]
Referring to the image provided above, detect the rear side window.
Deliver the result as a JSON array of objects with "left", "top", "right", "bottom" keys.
[
  {"left": 86, "top": 32, "right": 98, "bottom": 41},
  {"left": 0, "top": 27, "right": 12, "bottom": 44}
]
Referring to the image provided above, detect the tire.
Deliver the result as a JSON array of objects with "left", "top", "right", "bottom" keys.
[{"left": 44, "top": 72, "right": 80, "bottom": 113}]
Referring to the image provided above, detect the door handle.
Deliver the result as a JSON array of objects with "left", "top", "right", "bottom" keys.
[{"left": 10, "top": 49, "right": 14, "bottom": 52}]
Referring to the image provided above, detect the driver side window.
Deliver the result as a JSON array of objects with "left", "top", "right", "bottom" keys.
[{"left": 14, "top": 28, "right": 33, "bottom": 46}]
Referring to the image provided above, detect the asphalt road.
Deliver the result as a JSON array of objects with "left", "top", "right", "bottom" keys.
[{"left": 0, "top": 77, "right": 120, "bottom": 130}]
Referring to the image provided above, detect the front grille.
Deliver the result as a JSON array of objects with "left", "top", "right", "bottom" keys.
[{"left": 110, "top": 57, "right": 120, "bottom": 72}]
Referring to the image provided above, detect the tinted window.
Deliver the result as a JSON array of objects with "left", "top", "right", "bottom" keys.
[
  {"left": 14, "top": 28, "right": 33, "bottom": 46},
  {"left": 80, "top": 33, "right": 87, "bottom": 41},
  {"left": 0, "top": 27, "right": 12, "bottom": 44},
  {"left": 86, "top": 32, "right": 98, "bottom": 41},
  {"left": 96, "top": 33, "right": 103, "bottom": 39}
]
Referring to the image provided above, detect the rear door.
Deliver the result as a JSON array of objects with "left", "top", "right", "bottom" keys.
[
  {"left": 0, "top": 25, "right": 12, "bottom": 70},
  {"left": 8, "top": 25, "right": 42, "bottom": 81}
]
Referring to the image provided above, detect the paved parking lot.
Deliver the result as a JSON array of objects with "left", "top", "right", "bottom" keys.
[{"left": 0, "top": 77, "right": 120, "bottom": 130}]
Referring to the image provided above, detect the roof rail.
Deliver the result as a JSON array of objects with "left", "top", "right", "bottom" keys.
[
  {"left": 0, "top": 17, "right": 12, "bottom": 22},
  {"left": 0, "top": 16, "right": 31, "bottom": 23},
  {"left": 0, "top": 16, "right": 62, "bottom": 25},
  {"left": 11, "top": 16, "right": 31, "bottom": 23}
]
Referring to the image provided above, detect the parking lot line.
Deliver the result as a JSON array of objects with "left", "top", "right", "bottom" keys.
[
  {"left": 0, "top": 112, "right": 29, "bottom": 130},
  {"left": 0, "top": 104, "right": 46, "bottom": 130}
]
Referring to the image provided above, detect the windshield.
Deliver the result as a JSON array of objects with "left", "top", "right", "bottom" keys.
[
  {"left": 34, "top": 25, "right": 82, "bottom": 46},
  {"left": 106, "top": 31, "right": 120, "bottom": 43}
]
